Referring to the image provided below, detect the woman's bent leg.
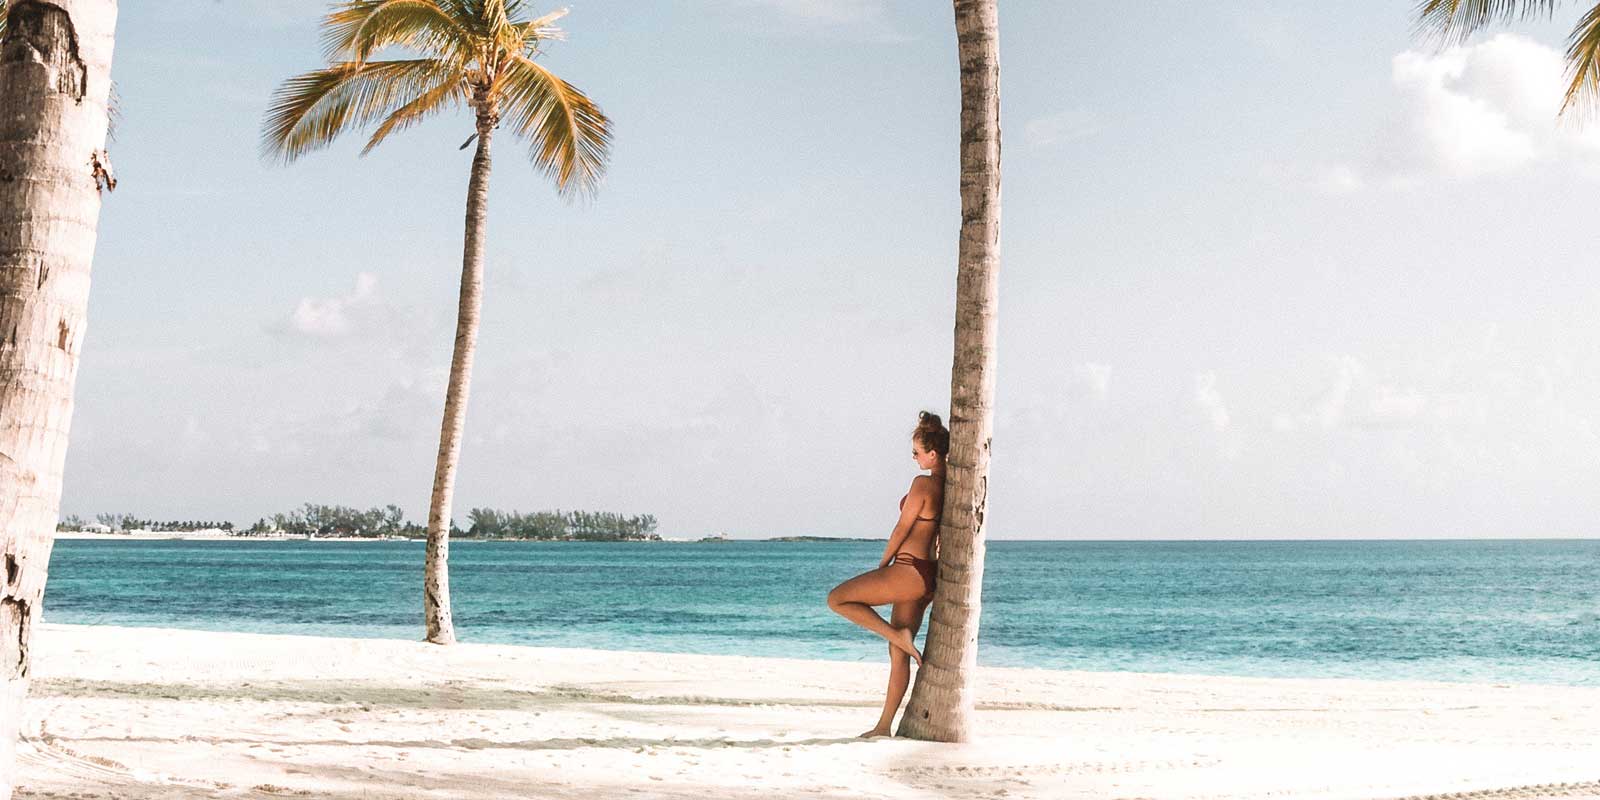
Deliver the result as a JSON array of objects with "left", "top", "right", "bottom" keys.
[{"left": 827, "top": 567, "right": 924, "bottom": 663}]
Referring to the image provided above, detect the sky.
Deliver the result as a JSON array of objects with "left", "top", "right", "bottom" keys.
[{"left": 58, "top": 1, "right": 1600, "bottom": 539}]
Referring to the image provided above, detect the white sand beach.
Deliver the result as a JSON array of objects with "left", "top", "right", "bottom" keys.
[{"left": 14, "top": 624, "right": 1600, "bottom": 800}]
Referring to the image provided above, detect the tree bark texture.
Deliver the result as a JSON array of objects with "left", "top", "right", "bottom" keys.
[
  {"left": 424, "top": 111, "right": 495, "bottom": 646},
  {"left": 897, "top": 0, "right": 1000, "bottom": 744},
  {"left": 0, "top": 1, "right": 116, "bottom": 797}
]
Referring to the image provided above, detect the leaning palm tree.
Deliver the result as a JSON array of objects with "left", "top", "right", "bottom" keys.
[
  {"left": 262, "top": 0, "right": 610, "bottom": 645},
  {"left": 1415, "top": 0, "right": 1600, "bottom": 114},
  {"left": 896, "top": 0, "right": 1001, "bottom": 744},
  {"left": 0, "top": 2, "right": 120, "bottom": 796}
]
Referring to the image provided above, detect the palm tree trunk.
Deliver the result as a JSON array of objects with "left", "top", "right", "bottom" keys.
[
  {"left": 896, "top": 0, "right": 1000, "bottom": 744},
  {"left": 0, "top": 1, "right": 117, "bottom": 795},
  {"left": 423, "top": 111, "right": 496, "bottom": 645}
]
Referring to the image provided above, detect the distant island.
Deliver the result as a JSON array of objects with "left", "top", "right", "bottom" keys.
[
  {"left": 58, "top": 508, "right": 888, "bottom": 544},
  {"left": 58, "top": 504, "right": 660, "bottom": 542}
]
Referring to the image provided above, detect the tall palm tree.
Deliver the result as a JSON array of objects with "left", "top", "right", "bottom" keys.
[
  {"left": 1415, "top": 0, "right": 1600, "bottom": 114},
  {"left": 897, "top": 0, "right": 1001, "bottom": 744},
  {"left": 262, "top": 0, "right": 611, "bottom": 645},
  {"left": 0, "top": 2, "right": 119, "bottom": 795}
]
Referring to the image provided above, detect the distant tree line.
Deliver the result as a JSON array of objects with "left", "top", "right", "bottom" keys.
[
  {"left": 59, "top": 504, "right": 660, "bottom": 541},
  {"left": 57, "top": 513, "right": 235, "bottom": 532},
  {"left": 465, "top": 508, "right": 659, "bottom": 541},
  {"left": 241, "top": 504, "right": 411, "bottom": 538}
]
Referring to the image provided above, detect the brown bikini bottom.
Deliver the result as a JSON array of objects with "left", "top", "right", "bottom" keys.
[{"left": 892, "top": 552, "right": 936, "bottom": 600}]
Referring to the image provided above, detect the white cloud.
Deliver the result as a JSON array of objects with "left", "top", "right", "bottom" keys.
[
  {"left": 1194, "top": 372, "right": 1230, "bottom": 431},
  {"left": 993, "top": 361, "right": 1113, "bottom": 440},
  {"left": 1277, "top": 356, "right": 1428, "bottom": 433},
  {"left": 180, "top": 416, "right": 208, "bottom": 450},
  {"left": 1368, "top": 385, "right": 1428, "bottom": 426},
  {"left": 286, "top": 272, "right": 378, "bottom": 338},
  {"left": 1315, "top": 356, "right": 1359, "bottom": 429},
  {"left": 1077, "top": 362, "right": 1112, "bottom": 403},
  {"left": 1312, "top": 164, "right": 1365, "bottom": 194},
  {"left": 1317, "top": 33, "right": 1600, "bottom": 188},
  {"left": 1270, "top": 339, "right": 1600, "bottom": 445},
  {"left": 1024, "top": 109, "right": 1102, "bottom": 147},
  {"left": 1388, "top": 38, "right": 1541, "bottom": 176}
]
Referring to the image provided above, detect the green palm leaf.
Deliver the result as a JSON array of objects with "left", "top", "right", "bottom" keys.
[
  {"left": 514, "top": 8, "right": 569, "bottom": 56},
  {"left": 500, "top": 54, "right": 612, "bottom": 198},
  {"left": 322, "top": 0, "right": 471, "bottom": 63},
  {"left": 262, "top": 58, "right": 456, "bottom": 162},
  {"left": 1414, "top": 0, "right": 1560, "bottom": 43},
  {"left": 363, "top": 72, "right": 469, "bottom": 154},
  {"left": 1562, "top": 4, "right": 1600, "bottom": 114}
]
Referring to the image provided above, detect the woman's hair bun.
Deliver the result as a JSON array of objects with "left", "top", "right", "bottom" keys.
[{"left": 914, "top": 411, "right": 950, "bottom": 456}]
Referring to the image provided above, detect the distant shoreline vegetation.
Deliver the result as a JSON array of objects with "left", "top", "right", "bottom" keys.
[
  {"left": 57, "top": 511, "right": 879, "bottom": 543},
  {"left": 461, "top": 508, "right": 658, "bottom": 542},
  {"left": 58, "top": 504, "right": 660, "bottom": 542}
]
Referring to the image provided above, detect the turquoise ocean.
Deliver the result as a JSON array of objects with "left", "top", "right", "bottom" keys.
[{"left": 42, "top": 538, "right": 1600, "bottom": 685}]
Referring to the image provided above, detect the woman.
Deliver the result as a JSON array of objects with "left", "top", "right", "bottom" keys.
[{"left": 827, "top": 411, "right": 948, "bottom": 738}]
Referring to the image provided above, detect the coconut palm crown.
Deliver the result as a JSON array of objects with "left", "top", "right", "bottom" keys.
[
  {"left": 1415, "top": 0, "right": 1600, "bottom": 116},
  {"left": 262, "top": 0, "right": 610, "bottom": 195}
]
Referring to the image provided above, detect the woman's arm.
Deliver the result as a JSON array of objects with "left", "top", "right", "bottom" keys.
[{"left": 878, "top": 476, "right": 933, "bottom": 567}]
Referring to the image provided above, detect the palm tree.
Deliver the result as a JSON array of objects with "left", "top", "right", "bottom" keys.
[
  {"left": 0, "top": 2, "right": 119, "bottom": 795},
  {"left": 896, "top": 0, "right": 1001, "bottom": 744},
  {"left": 262, "top": 0, "right": 611, "bottom": 645},
  {"left": 1415, "top": 0, "right": 1600, "bottom": 114}
]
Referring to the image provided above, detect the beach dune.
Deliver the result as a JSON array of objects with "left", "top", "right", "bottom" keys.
[{"left": 14, "top": 624, "right": 1600, "bottom": 799}]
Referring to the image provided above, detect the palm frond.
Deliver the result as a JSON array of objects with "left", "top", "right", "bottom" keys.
[
  {"left": 444, "top": 0, "right": 485, "bottom": 37},
  {"left": 362, "top": 73, "right": 468, "bottom": 154},
  {"left": 515, "top": 8, "right": 568, "bottom": 55},
  {"left": 455, "top": 0, "right": 507, "bottom": 40},
  {"left": 262, "top": 58, "right": 456, "bottom": 162},
  {"left": 498, "top": 54, "right": 612, "bottom": 198},
  {"left": 484, "top": 0, "right": 516, "bottom": 33},
  {"left": 482, "top": 0, "right": 531, "bottom": 67},
  {"left": 323, "top": 0, "right": 471, "bottom": 62},
  {"left": 1413, "top": 0, "right": 1561, "bottom": 44},
  {"left": 1560, "top": 3, "right": 1600, "bottom": 116}
]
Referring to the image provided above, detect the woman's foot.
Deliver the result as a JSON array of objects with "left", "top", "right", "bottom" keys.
[
  {"left": 858, "top": 727, "right": 892, "bottom": 739},
  {"left": 887, "top": 626, "right": 922, "bottom": 666}
]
